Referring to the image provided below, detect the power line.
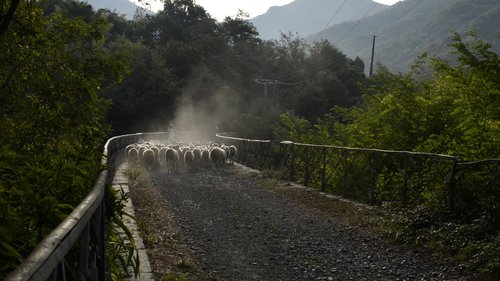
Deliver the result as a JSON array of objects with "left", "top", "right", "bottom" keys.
[
  {"left": 273, "top": 0, "right": 426, "bottom": 81},
  {"left": 266, "top": 5, "right": 379, "bottom": 83},
  {"left": 336, "top": 2, "right": 378, "bottom": 45},
  {"left": 211, "top": 0, "right": 426, "bottom": 89},
  {"left": 314, "top": 0, "right": 348, "bottom": 42},
  {"left": 254, "top": 78, "right": 304, "bottom": 87}
]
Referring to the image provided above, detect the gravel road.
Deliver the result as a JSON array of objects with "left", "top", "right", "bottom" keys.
[{"left": 147, "top": 166, "right": 464, "bottom": 281}]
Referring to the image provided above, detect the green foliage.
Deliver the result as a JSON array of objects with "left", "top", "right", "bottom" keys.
[
  {"left": 390, "top": 205, "right": 500, "bottom": 280},
  {"left": 275, "top": 31, "right": 499, "bottom": 279},
  {"left": 102, "top": 39, "right": 180, "bottom": 134},
  {"left": 287, "top": 31, "right": 499, "bottom": 160},
  {"left": 105, "top": 184, "right": 140, "bottom": 280},
  {"left": 274, "top": 112, "right": 314, "bottom": 143},
  {"left": 231, "top": 112, "right": 280, "bottom": 140},
  {"left": 0, "top": 145, "right": 24, "bottom": 273},
  {"left": 162, "top": 272, "right": 186, "bottom": 281},
  {"left": 0, "top": 0, "right": 128, "bottom": 278}
]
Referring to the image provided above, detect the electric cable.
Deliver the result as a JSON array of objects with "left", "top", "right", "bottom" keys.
[
  {"left": 314, "top": 0, "right": 348, "bottom": 42},
  {"left": 336, "top": 2, "right": 378, "bottom": 45}
]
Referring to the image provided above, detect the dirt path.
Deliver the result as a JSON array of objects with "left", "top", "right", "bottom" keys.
[{"left": 131, "top": 165, "right": 464, "bottom": 281}]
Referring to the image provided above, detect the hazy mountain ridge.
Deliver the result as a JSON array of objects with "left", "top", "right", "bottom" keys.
[
  {"left": 84, "top": 0, "right": 145, "bottom": 18},
  {"left": 250, "top": 0, "right": 389, "bottom": 40},
  {"left": 313, "top": 0, "right": 500, "bottom": 73}
]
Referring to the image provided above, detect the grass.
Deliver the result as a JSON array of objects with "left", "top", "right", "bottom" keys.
[
  {"left": 161, "top": 272, "right": 186, "bottom": 281},
  {"left": 175, "top": 258, "right": 196, "bottom": 270},
  {"left": 125, "top": 165, "right": 143, "bottom": 184}
]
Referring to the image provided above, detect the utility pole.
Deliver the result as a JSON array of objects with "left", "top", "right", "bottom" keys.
[
  {"left": 369, "top": 35, "right": 376, "bottom": 77},
  {"left": 254, "top": 78, "right": 303, "bottom": 98},
  {"left": 254, "top": 79, "right": 277, "bottom": 98}
]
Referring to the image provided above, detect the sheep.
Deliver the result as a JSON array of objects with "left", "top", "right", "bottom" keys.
[
  {"left": 221, "top": 145, "right": 230, "bottom": 161},
  {"left": 183, "top": 150, "right": 195, "bottom": 172},
  {"left": 125, "top": 140, "right": 237, "bottom": 172},
  {"left": 127, "top": 147, "right": 139, "bottom": 164},
  {"left": 228, "top": 145, "right": 238, "bottom": 165},
  {"left": 192, "top": 148, "right": 201, "bottom": 169},
  {"left": 142, "top": 148, "right": 156, "bottom": 167},
  {"left": 201, "top": 149, "right": 210, "bottom": 168},
  {"left": 138, "top": 145, "right": 148, "bottom": 163},
  {"left": 165, "top": 148, "right": 180, "bottom": 173},
  {"left": 125, "top": 144, "right": 136, "bottom": 155},
  {"left": 150, "top": 146, "right": 160, "bottom": 159},
  {"left": 150, "top": 146, "right": 161, "bottom": 167},
  {"left": 159, "top": 146, "right": 168, "bottom": 166},
  {"left": 209, "top": 146, "right": 227, "bottom": 170}
]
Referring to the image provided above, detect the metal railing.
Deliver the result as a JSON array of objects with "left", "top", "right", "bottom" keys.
[
  {"left": 216, "top": 133, "right": 500, "bottom": 216},
  {"left": 5, "top": 132, "right": 170, "bottom": 281}
]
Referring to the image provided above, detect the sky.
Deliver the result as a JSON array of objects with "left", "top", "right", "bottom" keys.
[{"left": 133, "top": 0, "right": 401, "bottom": 21}]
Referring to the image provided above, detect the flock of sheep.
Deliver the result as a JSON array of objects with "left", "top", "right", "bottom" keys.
[{"left": 125, "top": 139, "right": 238, "bottom": 173}]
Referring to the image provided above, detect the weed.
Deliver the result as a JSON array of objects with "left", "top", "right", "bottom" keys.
[
  {"left": 161, "top": 272, "right": 186, "bottom": 281},
  {"left": 175, "top": 258, "right": 195, "bottom": 270},
  {"left": 125, "top": 165, "right": 143, "bottom": 183}
]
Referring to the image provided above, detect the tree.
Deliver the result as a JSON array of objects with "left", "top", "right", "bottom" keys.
[
  {"left": 102, "top": 39, "right": 180, "bottom": 134},
  {"left": 332, "top": 32, "right": 499, "bottom": 160},
  {"left": 0, "top": 1, "right": 128, "bottom": 277},
  {"left": 0, "top": 0, "right": 21, "bottom": 39},
  {"left": 221, "top": 10, "right": 259, "bottom": 45}
]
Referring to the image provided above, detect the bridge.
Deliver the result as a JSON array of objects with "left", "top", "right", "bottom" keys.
[{"left": 5, "top": 132, "right": 499, "bottom": 280}]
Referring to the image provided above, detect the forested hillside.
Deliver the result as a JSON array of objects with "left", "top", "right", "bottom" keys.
[
  {"left": 1, "top": 0, "right": 498, "bottom": 279},
  {"left": 84, "top": 0, "right": 149, "bottom": 19},
  {"left": 250, "top": 0, "right": 388, "bottom": 40},
  {"left": 313, "top": 0, "right": 500, "bottom": 73}
]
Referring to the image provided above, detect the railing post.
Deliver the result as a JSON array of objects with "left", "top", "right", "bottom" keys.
[
  {"left": 401, "top": 155, "right": 409, "bottom": 207},
  {"left": 290, "top": 143, "right": 296, "bottom": 181},
  {"left": 448, "top": 160, "right": 458, "bottom": 213},
  {"left": 93, "top": 202, "right": 106, "bottom": 281},
  {"left": 79, "top": 224, "right": 90, "bottom": 280},
  {"left": 261, "top": 142, "right": 266, "bottom": 169},
  {"left": 321, "top": 147, "right": 326, "bottom": 192},
  {"left": 304, "top": 146, "right": 310, "bottom": 186},
  {"left": 342, "top": 150, "right": 349, "bottom": 198},
  {"left": 368, "top": 153, "right": 377, "bottom": 205}
]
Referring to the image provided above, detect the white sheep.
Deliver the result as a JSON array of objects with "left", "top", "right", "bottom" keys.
[
  {"left": 137, "top": 145, "right": 148, "bottom": 163},
  {"left": 142, "top": 148, "right": 156, "bottom": 167},
  {"left": 201, "top": 149, "right": 210, "bottom": 168},
  {"left": 125, "top": 144, "right": 136, "bottom": 155},
  {"left": 165, "top": 148, "right": 180, "bottom": 173},
  {"left": 228, "top": 145, "right": 237, "bottom": 165},
  {"left": 209, "top": 146, "right": 227, "bottom": 169},
  {"left": 159, "top": 146, "right": 168, "bottom": 166},
  {"left": 184, "top": 150, "right": 195, "bottom": 172},
  {"left": 127, "top": 147, "right": 139, "bottom": 164},
  {"left": 192, "top": 148, "right": 202, "bottom": 169}
]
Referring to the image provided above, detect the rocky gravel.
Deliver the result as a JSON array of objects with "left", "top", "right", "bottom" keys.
[{"left": 141, "top": 165, "right": 464, "bottom": 281}]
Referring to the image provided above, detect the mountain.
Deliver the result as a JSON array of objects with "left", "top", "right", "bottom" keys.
[
  {"left": 312, "top": 0, "right": 500, "bottom": 73},
  {"left": 83, "top": 0, "right": 145, "bottom": 19},
  {"left": 250, "top": 0, "right": 389, "bottom": 40}
]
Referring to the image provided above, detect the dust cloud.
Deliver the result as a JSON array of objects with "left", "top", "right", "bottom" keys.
[{"left": 168, "top": 68, "right": 241, "bottom": 142}]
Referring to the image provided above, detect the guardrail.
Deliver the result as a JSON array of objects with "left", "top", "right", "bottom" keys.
[
  {"left": 5, "top": 132, "right": 170, "bottom": 281},
  {"left": 216, "top": 133, "right": 500, "bottom": 219}
]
